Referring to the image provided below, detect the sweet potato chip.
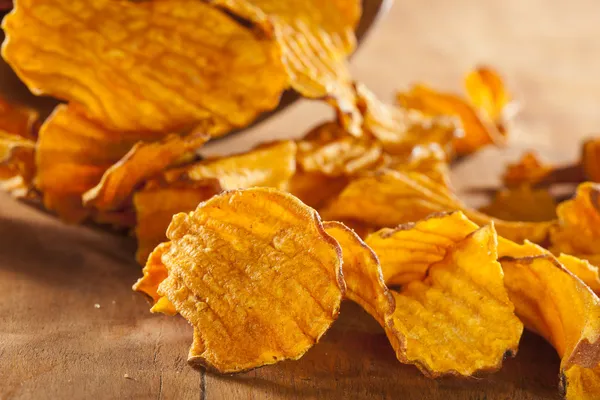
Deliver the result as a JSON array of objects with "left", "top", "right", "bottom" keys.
[
  {"left": 367, "top": 215, "right": 522, "bottom": 377},
  {"left": 83, "top": 133, "right": 209, "bottom": 211},
  {"left": 0, "top": 130, "right": 35, "bottom": 185},
  {"left": 146, "top": 188, "right": 344, "bottom": 373},
  {"left": 464, "top": 66, "right": 513, "bottom": 131},
  {"left": 479, "top": 186, "right": 558, "bottom": 222},
  {"left": 323, "top": 221, "right": 393, "bottom": 325},
  {"left": 582, "top": 138, "right": 600, "bottom": 182},
  {"left": 165, "top": 140, "right": 297, "bottom": 191},
  {"left": 322, "top": 169, "right": 552, "bottom": 244},
  {"left": 133, "top": 241, "right": 172, "bottom": 304},
  {"left": 550, "top": 183, "right": 600, "bottom": 262},
  {"left": 0, "top": 96, "right": 39, "bottom": 140},
  {"left": 3, "top": 0, "right": 288, "bottom": 134},
  {"left": 288, "top": 171, "right": 348, "bottom": 210},
  {"left": 35, "top": 105, "right": 164, "bottom": 222},
  {"left": 503, "top": 151, "right": 554, "bottom": 187},
  {"left": 133, "top": 178, "right": 221, "bottom": 265},
  {"left": 297, "top": 122, "right": 382, "bottom": 176},
  {"left": 211, "top": 0, "right": 362, "bottom": 135},
  {"left": 498, "top": 254, "right": 600, "bottom": 399}
]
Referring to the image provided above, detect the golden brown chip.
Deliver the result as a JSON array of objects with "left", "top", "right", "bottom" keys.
[
  {"left": 479, "top": 186, "right": 558, "bottom": 222},
  {"left": 288, "top": 170, "right": 348, "bottom": 210},
  {"left": 357, "top": 84, "right": 457, "bottom": 156},
  {"left": 367, "top": 215, "right": 522, "bottom": 377},
  {"left": 503, "top": 151, "right": 554, "bottom": 187},
  {"left": 35, "top": 105, "right": 164, "bottom": 222},
  {"left": 323, "top": 221, "right": 393, "bottom": 325},
  {"left": 164, "top": 140, "right": 297, "bottom": 191},
  {"left": 397, "top": 84, "right": 504, "bottom": 155},
  {"left": 133, "top": 178, "right": 221, "bottom": 265},
  {"left": 297, "top": 122, "right": 382, "bottom": 176},
  {"left": 82, "top": 133, "right": 209, "bottom": 211},
  {"left": 147, "top": 188, "right": 344, "bottom": 373},
  {"left": 550, "top": 183, "right": 600, "bottom": 262},
  {"left": 498, "top": 253, "right": 600, "bottom": 399},
  {"left": 0, "top": 130, "right": 35, "bottom": 186},
  {"left": 133, "top": 241, "right": 172, "bottom": 304},
  {"left": 582, "top": 138, "right": 600, "bottom": 182},
  {"left": 321, "top": 169, "right": 552, "bottom": 244},
  {"left": 3, "top": 0, "right": 288, "bottom": 134},
  {"left": 557, "top": 254, "right": 600, "bottom": 295},
  {"left": 464, "top": 66, "right": 512, "bottom": 132},
  {"left": 212, "top": 0, "right": 362, "bottom": 135},
  {"left": 0, "top": 96, "right": 39, "bottom": 140}
]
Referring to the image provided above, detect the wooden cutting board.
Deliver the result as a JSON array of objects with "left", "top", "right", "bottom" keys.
[{"left": 2, "top": 0, "right": 600, "bottom": 398}]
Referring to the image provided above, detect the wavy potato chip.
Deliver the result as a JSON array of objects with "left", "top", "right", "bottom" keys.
[
  {"left": 297, "top": 122, "right": 382, "bottom": 176},
  {"left": 147, "top": 188, "right": 344, "bottom": 373},
  {"left": 322, "top": 169, "right": 552, "bottom": 244},
  {"left": 133, "top": 178, "right": 221, "bottom": 265},
  {"left": 498, "top": 254, "right": 600, "bottom": 400},
  {"left": 3, "top": 0, "right": 288, "bottom": 134},
  {"left": 479, "top": 186, "right": 557, "bottom": 222},
  {"left": 83, "top": 133, "right": 209, "bottom": 211},
  {"left": 364, "top": 214, "right": 522, "bottom": 377}
]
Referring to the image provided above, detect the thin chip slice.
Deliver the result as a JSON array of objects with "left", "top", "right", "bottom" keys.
[
  {"left": 582, "top": 138, "right": 600, "bottom": 182},
  {"left": 297, "top": 121, "right": 382, "bottom": 176},
  {"left": 147, "top": 188, "right": 344, "bottom": 373},
  {"left": 83, "top": 132, "right": 209, "bottom": 211},
  {"left": 397, "top": 84, "right": 504, "bottom": 155},
  {"left": 479, "top": 186, "right": 557, "bottom": 222},
  {"left": 35, "top": 105, "right": 164, "bottom": 222},
  {"left": 321, "top": 169, "right": 552, "bottom": 244},
  {"left": 0, "top": 130, "right": 35, "bottom": 182},
  {"left": 133, "top": 241, "right": 173, "bottom": 304},
  {"left": 368, "top": 216, "right": 522, "bottom": 377},
  {"left": 464, "top": 66, "right": 513, "bottom": 131},
  {"left": 0, "top": 96, "right": 39, "bottom": 140},
  {"left": 503, "top": 152, "right": 554, "bottom": 187},
  {"left": 3, "top": 0, "right": 288, "bottom": 134},
  {"left": 498, "top": 254, "right": 600, "bottom": 399},
  {"left": 164, "top": 140, "right": 297, "bottom": 191},
  {"left": 288, "top": 170, "right": 348, "bottom": 210},
  {"left": 323, "top": 221, "right": 393, "bottom": 325},
  {"left": 550, "top": 183, "right": 600, "bottom": 262},
  {"left": 211, "top": 0, "right": 363, "bottom": 135},
  {"left": 133, "top": 178, "right": 221, "bottom": 265}
]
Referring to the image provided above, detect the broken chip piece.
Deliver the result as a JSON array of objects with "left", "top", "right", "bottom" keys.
[{"left": 145, "top": 188, "right": 345, "bottom": 373}]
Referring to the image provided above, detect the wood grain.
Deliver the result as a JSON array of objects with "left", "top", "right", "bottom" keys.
[{"left": 2, "top": 0, "right": 600, "bottom": 398}]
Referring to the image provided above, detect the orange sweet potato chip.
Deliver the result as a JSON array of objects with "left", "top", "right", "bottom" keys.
[
  {"left": 0, "top": 131, "right": 34, "bottom": 182},
  {"left": 498, "top": 252, "right": 600, "bottom": 399},
  {"left": 479, "top": 186, "right": 557, "bottom": 222},
  {"left": 145, "top": 188, "right": 345, "bottom": 373},
  {"left": 133, "top": 178, "right": 221, "bottom": 265},
  {"left": 503, "top": 151, "right": 554, "bottom": 187},
  {"left": 288, "top": 171, "right": 349, "bottom": 210},
  {"left": 464, "top": 66, "right": 513, "bottom": 132},
  {"left": 82, "top": 133, "right": 209, "bottom": 211},
  {"left": 3, "top": 0, "right": 288, "bottom": 134},
  {"left": 582, "top": 138, "right": 600, "bottom": 182},
  {"left": 363, "top": 213, "right": 522, "bottom": 377}
]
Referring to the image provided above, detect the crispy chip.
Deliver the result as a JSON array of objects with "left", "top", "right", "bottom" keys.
[
  {"left": 357, "top": 84, "right": 456, "bottom": 156},
  {"left": 464, "top": 66, "right": 512, "bottom": 130},
  {"left": 557, "top": 254, "right": 600, "bottom": 295},
  {"left": 324, "top": 221, "right": 393, "bottom": 325},
  {"left": 550, "top": 183, "right": 600, "bottom": 262},
  {"left": 582, "top": 138, "right": 600, "bottom": 182},
  {"left": 133, "top": 241, "right": 172, "bottom": 304},
  {"left": 498, "top": 253, "right": 600, "bottom": 399},
  {"left": 0, "top": 96, "right": 39, "bottom": 140},
  {"left": 479, "top": 186, "right": 558, "bottom": 222},
  {"left": 212, "top": 0, "right": 363, "bottom": 135},
  {"left": 365, "top": 213, "right": 522, "bottom": 377},
  {"left": 0, "top": 130, "right": 35, "bottom": 184},
  {"left": 164, "top": 140, "right": 297, "bottom": 191},
  {"left": 503, "top": 151, "right": 554, "bottom": 187},
  {"left": 288, "top": 171, "right": 348, "bottom": 210},
  {"left": 133, "top": 178, "right": 221, "bottom": 265},
  {"left": 322, "top": 169, "right": 552, "bottom": 244},
  {"left": 35, "top": 105, "right": 164, "bottom": 222},
  {"left": 82, "top": 133, "right": 209, "bottom": 211},
  {"left": 146, "top": 188, "right": 344, "bottom": 373},
  {"left": 297, "top": 122, "right": 382, "bottom": 176},
  {"left": 3, "top": 0, "right": 288, "bottom": 134}
]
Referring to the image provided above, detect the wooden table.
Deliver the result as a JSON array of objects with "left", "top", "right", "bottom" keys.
[{"left": 2, "top": 0, "right": 600, "bottom": 398}]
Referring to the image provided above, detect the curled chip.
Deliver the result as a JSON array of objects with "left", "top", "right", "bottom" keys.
[
  {"left": 212, "top": 0, "right": 363, "bottom": 135},
  {"left": 3, "top": 0, "right": 288, "bottom": 134},
  {"left": 323, "top": 221, "right": 393, "bottom": 325},
  {"left": 133, "top": 241, "right": 174, "bottom": 309},
  {"left": 498, "top": 252, "right": 600, "bottom": 399},
  {"left": 82, "top": 133, "right": 209, "bottom": 211},
  {"left": 550, "top": 183, "right": 600, "bottom": 264},
  {"left": 582, "top": 138, "right": 600, "bottom": 182},
  {"left": 145, "top": 188, "right": 345, "bottom": 373},
  {"left": 365, "top": 213, "right": 522, "bottom": 377},
  {"left": 133, "top": 178, "right": 221, "bottom": 265},
  {"left": 322, "top": 169, "right": 552, "bottom": 244},
  {"left": 297, "top": 122, "right": 382, "bottom": 176},
  {"left": 35, "top": 105, "right": 164, "bottom": 222},
  {"left": 356, "top": 84, "right": 456, "bottom": 156},
  {"left": 164, "top": 140, "right": 297, "bottom": 191},
  {"left": 479, "top": 186, "right": 557, "bottom": 222},
  {"left": 503, "top": 151, "right": 554, "bottom": 187}
]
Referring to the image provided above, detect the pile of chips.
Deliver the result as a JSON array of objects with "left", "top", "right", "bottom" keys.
[{"left": 2, "top": 1, "right": 600, "bottom": 399}]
